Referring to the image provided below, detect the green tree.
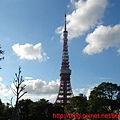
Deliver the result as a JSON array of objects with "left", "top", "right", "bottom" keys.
[
  {"left": 18, "top": 99, "right": 33, "bottom": 120},
  {"left": 52, "top": 105, "right": 64, "bottom": 120},
  {"left": 28, "top": 98, "right": 64, "bottom": 120},
  {"left": 4, "top": 97, "right": 64, "bottom": 120},
  {"left": 88, "top": 82, "right": 120, "bottom": 114},
  {"left": 0, "top": 99, "right": 13, "bottom": 119},
  {"left": 2, "top": 106, "right": 13, "bottom": 119},
  {"left": 0, "top": 99, "right": 5, "bottom": 116},
  {"left": 64, "top": 95, "right": 88, "bottom": 114},
  {"left": 29, "top": 98, "right": 53, "bottom": 120}
]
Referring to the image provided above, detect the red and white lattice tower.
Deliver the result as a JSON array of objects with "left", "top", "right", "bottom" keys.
[{"left": 55, "top": 14, "right": 73, "bottom": 105}]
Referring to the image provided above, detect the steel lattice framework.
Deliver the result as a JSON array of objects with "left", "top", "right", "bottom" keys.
[{"left": 55, "top": 14, "right": 73, "bottom": 105}]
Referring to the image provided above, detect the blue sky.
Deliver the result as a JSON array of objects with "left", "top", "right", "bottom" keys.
[{"left": 0, "top": 0, "right": 120, "bottom": 104}]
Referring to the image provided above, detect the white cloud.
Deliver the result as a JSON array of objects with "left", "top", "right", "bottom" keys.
[
  {"left": 73, "top": 88, "right": 85, "bottom": 96},
  {"left": 0, "top": 78, "right": 59, "bottom": 104},
  {"left": 0, "top": 76, "right": 99, "bottom": 102},
  {"left": 24, "top": 76, "right": 33, "bottom": 80},
  {"left": 85, "top": 84, "right": 99, "bottom": 99},
  {"left": 0, "top": 78, "right": 59, "bottom": 102},
  {"left": 56, "top": 0, "right": 108, "bottom": 40},
  {"left": 12, "top": 43, "right": 49, "bottom": 61},
  {"left": 86, "top": 89, "right": 91, "bottom": 99},
  {"left": 117, "top": 49, "right": 120, "bottom": 54},
  {"left": 22, "top": 81, "right": 95, "bottom": 101},
  {"left": 83, "top": 24, "right": 120, "bottom": 55},
  {"left": 22, "top": 79, "right": 60, "bottom": 95},
  {"left": 16, "top": 79, "right": 59, "bottom": 102},
  {"left": 72, "top": 84, "right": 99, "bottom": 99},
  {"left": 67, "top": 0, "right": 75, "bottom": 9},
  {"left": 0, "top": 77, "right": 13, "bottom": 97},
  {"left": 73, "top": 88, "right": 91, "bottom": 99}
]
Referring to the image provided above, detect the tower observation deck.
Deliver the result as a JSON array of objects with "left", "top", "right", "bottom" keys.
[{"left": 55, "top": 14, "right": 73, "bottom": 105}]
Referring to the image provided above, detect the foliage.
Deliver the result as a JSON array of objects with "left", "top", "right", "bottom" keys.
[
  {"left": 88, "top": 82, "right": 120, "bottom": 113},
  {"left": 0, "top": 82, "right": 120, "bottom": 120},
  {"left": 64, "top": 95, "right": 88, "bottom": 114},
  {"left": 18, "top": 99, "right": 33, "bottom": 120},
  {"left": 0, "top": 99, "right": 5, "bottom": 116},
  {"left": 29, "top": 98, "right": 54, "bottom": 120}
]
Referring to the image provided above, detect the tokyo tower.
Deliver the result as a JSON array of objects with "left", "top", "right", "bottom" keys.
[{"left": 55, "top": 14, "right": 73, "bottom": 105}]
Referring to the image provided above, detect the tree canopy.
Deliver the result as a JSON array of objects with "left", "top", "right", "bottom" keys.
[
  {"left": 65, "top": 95, "right": 88, "bottom": 114},
  {"left": 88, "top": 82, "right": 120, "bottom": 113},
  {"left": 0, "top": 81, "right": 120, "bottom": 120}
]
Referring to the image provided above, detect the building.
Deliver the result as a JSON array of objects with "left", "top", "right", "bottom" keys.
[{"left": 55, "top": 14, "right": 73, "bottom": 105}]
